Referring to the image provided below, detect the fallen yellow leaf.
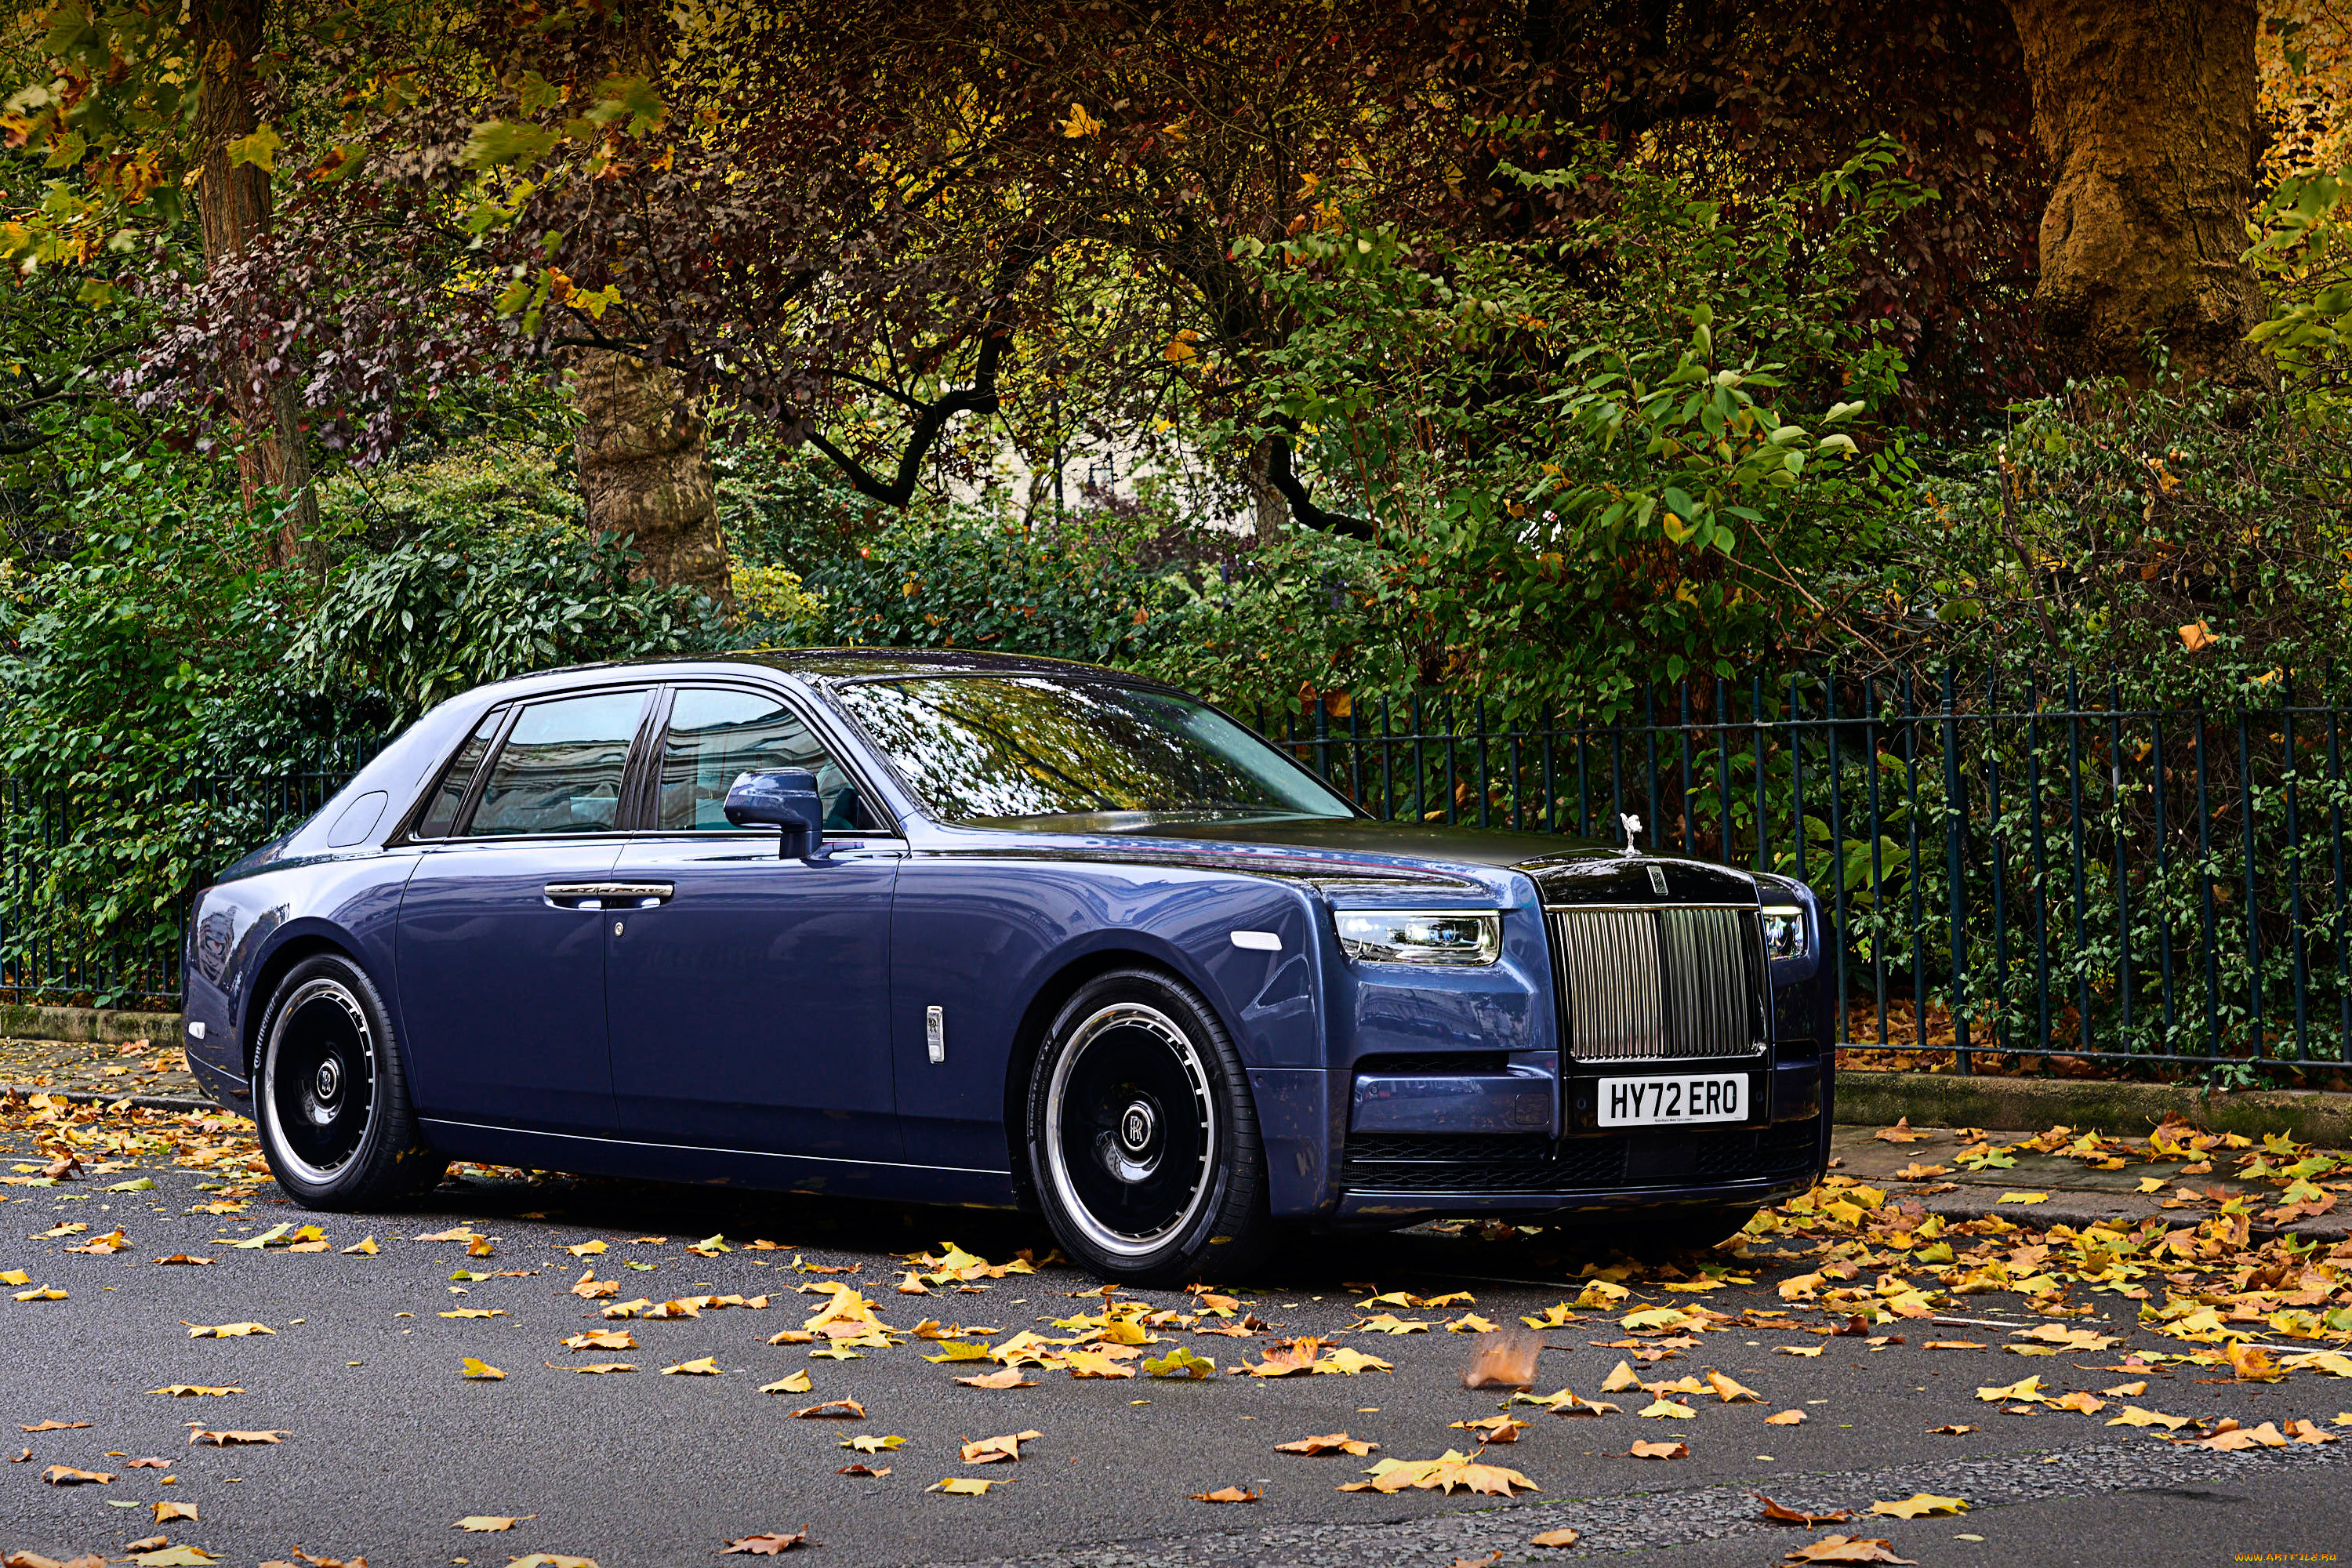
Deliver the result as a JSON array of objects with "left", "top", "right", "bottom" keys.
[
  {"left": 1868, "top": 1493, "right": 1968, "bottom": 1519},
  {"left": 2105, "top": 1406, "right": 2193, "bottom": 1432},
  {"left": 1706, "top": 1370, "right": 1764, "bottom": 1403},
  {"left": 1600, "top": 1359, "right": 1646, "bottom": 1392},
  {"left": 1780, "top": 1535, "right": 1916, "bottom": 1563},
  {"left": 959, "top": 1429, "right": 1043, "bottom": 1464},
  {"left": 955, "top": 1368, "right": 1036, "bottom": 1389}
]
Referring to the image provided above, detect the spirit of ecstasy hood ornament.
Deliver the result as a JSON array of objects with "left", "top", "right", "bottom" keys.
[{"left": 1618, "top": 812, "right": 1642, "bottom": 857}]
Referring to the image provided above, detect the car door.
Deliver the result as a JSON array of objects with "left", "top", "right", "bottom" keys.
[
  {"left": 394, "top": 685, "right": 653, "bottom": 1138},
  {"left": 605, "top": 683, "right": 904, "bottom": 1160}
]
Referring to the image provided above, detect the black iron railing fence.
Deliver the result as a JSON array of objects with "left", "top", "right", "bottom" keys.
[
  {"left": 3, "top": 671, "right": 2345, "bottom": 1082},
  {"left": 1250, "top": 672, "right": 2352, "bottom": 1081},
  {"left": 0, "top": 750, "right": 377, "bottom": 1010}
]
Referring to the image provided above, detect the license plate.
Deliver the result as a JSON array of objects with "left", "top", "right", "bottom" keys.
[{"left": 1598, "top": 1073, "right": 1747, "bottom": 1127}]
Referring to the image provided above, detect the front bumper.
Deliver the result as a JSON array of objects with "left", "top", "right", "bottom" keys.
[
  {"left": 184, "top": 1051, "right": 248, "bottom": 1108},
  {"left": 1329, "top": 1112, "right": 1825, "bottom": 1221},
  {"left": 1329, "top": 1040, "right": 1829, "bottom": 1213},
  {"left": 1331, "top": 1167, "right": 1822, "bottom": 1224}
]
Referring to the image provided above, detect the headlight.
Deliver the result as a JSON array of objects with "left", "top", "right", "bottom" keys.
[
  {"left": 1759, "top": 906, "right": 1809, "bottom": 961},
  {"left": 1333, "top": 909, "right": 1502, "bottom": 965}
]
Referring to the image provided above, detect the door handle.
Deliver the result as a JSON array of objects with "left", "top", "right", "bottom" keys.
[{"left": 544, "top": 881, "right": 674, "bottom": 910}]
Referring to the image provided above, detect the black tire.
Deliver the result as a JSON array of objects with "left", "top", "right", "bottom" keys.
[
  {"left": 252, "top": 953, "right": 441, "bottom": 1209},
  {"left": 1024, "top": 967, "right": 1273, "bottom": 1287}
]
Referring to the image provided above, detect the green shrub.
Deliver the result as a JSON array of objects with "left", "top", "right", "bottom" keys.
[
  {"left": 289, "top": 515, "right": 728, "bottom": 731},
  {"left": 314, "top": 437, "right": 588, "bottom": 551},
  {"left": 0, "top": 432, "right": 322, "bottom": 1000},
  {"left": 0, "top": 428, "right": 726, "bottom": 1000}
]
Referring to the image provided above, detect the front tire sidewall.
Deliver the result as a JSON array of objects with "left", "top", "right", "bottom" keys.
[
  {"left": 1026, "top": 970, "right": 1266, "bottom": 1286},
  {"left": 254, "top": 954, "right": 428, "bottom": 1210}
]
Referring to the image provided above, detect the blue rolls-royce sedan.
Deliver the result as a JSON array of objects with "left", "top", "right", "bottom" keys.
[{"left": 182, "top": 650, "right": 1834, "bottom": 1283}]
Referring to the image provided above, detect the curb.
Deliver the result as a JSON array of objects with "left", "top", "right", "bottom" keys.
[
  {"left": 0, "top": 1004, "right": 182, "bottom": 1044},
  {"left": 1835, "top": 1069, "right": 2352, "bottom": 1145},
  {"left": 1907, "top": 1183, "right": 2348, "bottom": 1242},
  {"left": 2, "top": 1085, "right": 218, "bottom": 1113}
]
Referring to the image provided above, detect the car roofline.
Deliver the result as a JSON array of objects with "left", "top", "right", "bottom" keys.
[
  {"left": 507, "top": 647, "right": 1165, "bottom": 684},
  {"left": 477, "top": 648, "right": 1192, "bottom": 701}
]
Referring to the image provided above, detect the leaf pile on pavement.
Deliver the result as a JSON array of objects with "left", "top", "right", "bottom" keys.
[{"left": 11, "top": 1087, "right": 2352, "bottom": 1556}]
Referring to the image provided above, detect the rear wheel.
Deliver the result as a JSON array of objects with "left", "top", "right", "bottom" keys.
[
  {"left": 1025, "top": 968, "right": 1272, "bottom": 1287},
  {"left": 254, "top": 954, "right": 440, "bottom": 1209}
]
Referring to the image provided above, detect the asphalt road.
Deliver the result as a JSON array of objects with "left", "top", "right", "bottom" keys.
[{"left": 4, "top": 1145, "right": 2347, "bottom": 1568}]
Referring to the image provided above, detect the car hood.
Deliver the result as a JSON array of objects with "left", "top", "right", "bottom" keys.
[
  {"left": 1102, "top": 816, "right": 1608, "bottom": 865},
  {"left": 1067, "top": 817, "right": 1765, "bottom": 906}
]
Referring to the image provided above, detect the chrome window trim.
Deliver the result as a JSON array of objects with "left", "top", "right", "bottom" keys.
[
  {"left": 452, "top": 686, "right": 655, "bottom": 841},
  {"left": 643, "top": 677, "right": 907, "bottom": 840}
]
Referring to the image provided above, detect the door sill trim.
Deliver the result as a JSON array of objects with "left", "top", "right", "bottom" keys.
[{"left": 418, "top": 1116, "right": 1008, "bottom": 1178}]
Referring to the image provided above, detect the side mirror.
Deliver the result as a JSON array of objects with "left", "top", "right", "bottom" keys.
[{"left": 723, "top": 768, "right": 829, "bottom": 860}]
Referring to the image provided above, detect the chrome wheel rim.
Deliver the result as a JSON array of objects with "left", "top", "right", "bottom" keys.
[
  {"left": 1044, "top": 1002, "right": 1217, "bottom": 1260},
  {"left": 260, "top": 977, "right": 377, "bottom": 1185}
]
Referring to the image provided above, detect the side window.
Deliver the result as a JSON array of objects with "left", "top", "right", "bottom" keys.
[
  {"left": 464, "top": 690, "right": 648, "bottom": 837},
  {"left": 659, "top": 687, "right": 882, "bottom": 833},
  {"left": 413, "top": 710, "right": 503, "bottom": 839}
]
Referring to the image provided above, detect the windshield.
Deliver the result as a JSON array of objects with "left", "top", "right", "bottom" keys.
[{"left": 834, "top": 676, "right": 1356, "bottom": 826}]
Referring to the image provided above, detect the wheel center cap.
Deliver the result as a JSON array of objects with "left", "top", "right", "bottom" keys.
[
  {"left": 1119, "top": 1101, "right": 1156, "bottom": 1153},
  {"left": 314, "top": 1058, "right": 341, "bottom": 1104}
]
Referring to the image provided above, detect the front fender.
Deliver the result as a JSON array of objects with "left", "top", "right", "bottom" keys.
[{"left": 887, "top": 856, "right": 1333, "bottom": 1201}]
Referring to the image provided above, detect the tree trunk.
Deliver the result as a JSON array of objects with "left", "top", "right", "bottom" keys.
[
  {"left": 2005, "top": 0, "right": 2267, "bottom": 386},
  {"left": 1243, "top": 434, "right": 1287, "bottom": 543},
  {"left": 571, "top": 350, "right": 734, "bottom": 612},
  {"left": 188, "top": 0, "right": 323, "bottom": 574}
]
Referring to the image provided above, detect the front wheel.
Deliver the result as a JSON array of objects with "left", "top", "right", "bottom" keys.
[
  {"left": 1025, "top": 968, "right": 1273, "bottom": 1287},
  {"left": 254, "top": 953, "right": 441, "bottom": 1209}
]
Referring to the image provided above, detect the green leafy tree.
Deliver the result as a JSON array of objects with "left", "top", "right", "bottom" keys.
[{"left": 1153, "top": 144, "right": 1928, "bottom": 716}]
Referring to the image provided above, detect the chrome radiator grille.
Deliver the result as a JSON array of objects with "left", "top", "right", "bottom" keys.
[{"left": 1548, "top": 906, "right": 1763, "bottom": 1062}]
